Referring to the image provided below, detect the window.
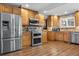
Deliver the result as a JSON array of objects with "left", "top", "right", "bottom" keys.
[{"left": 60, "top": 16, "right": 75, "bottom": 28}]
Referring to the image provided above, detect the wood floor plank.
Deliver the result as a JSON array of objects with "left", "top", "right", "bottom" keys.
[{"left": 2, "top": 41, "right": 79, "bottom": 56}]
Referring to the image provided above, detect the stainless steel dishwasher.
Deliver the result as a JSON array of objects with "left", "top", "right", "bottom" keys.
[{"left": 71, "top": 32, "right": 79, "bottom": 44}]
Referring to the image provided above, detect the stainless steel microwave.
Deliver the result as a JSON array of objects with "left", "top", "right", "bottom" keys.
[{"left": 29, "top": 18, "right": 39, "bottom": 25}]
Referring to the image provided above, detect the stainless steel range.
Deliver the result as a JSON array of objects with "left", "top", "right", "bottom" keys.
[
  {"left": 0, "top": 13, "right": 22, "bottom": 54},
  {"left": 28, "top": 26, "right": 42, "bottom": 46},
  {"left": 28, "top": 18, "right": 42, "bottom": 46}
]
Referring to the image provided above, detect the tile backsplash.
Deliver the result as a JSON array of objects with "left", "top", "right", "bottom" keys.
[{"left": 47, "top": 26, "right": 79, "bottom": 32}]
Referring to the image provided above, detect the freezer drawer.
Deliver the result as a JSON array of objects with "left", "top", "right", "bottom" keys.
[
  {"left": 2, "top": 39, "right": 12, "bottom": 53},
  {"left": 1, "top": 39, "right": 15, "bottom": 54},
  {"left": 15, "top": 38, "right": 22, "bottom": 50}
]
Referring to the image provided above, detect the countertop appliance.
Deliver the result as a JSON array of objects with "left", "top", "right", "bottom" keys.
[
  {"left": 0, "top": 13, "right": 22, "bottom": 54},
  {"left": 52, "top": 28, "right": 60, "bottom": 32},
  {"left": 71, "top": 32, "right": 79, "bottom": 44}
]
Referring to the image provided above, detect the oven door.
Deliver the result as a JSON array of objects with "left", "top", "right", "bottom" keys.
[{"left": 31, "top": 32, "right": 42, "bottom": 46}]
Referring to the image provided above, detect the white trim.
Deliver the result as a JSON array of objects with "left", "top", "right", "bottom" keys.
[
  {"left": 10, "top": 13, "right": 13, "bottom": 51},
  {"left": 1, "top": 13, "right": 3, "bottom": 53},
  {"left": 60, "top": 16, "right": 75, "bottom": 28}
]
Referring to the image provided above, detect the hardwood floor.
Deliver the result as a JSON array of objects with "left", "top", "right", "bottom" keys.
[{"left": 2, "top": 41, "right": 79, "bottom": 56}]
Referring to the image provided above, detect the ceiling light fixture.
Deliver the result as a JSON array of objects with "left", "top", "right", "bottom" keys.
[
  {"left": 64, "top": 11, "right": 67, "bottom": 14},
  {"left": 44, "top": 11, "right": 47, "bottom": 13},
  {"left": 25, "top": 4, "right": 29, "bottom": 7}
]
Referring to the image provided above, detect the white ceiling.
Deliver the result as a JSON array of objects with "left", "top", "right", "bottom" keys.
[{"left": 6, "top": 3, "right": 79, "bottom": 16}]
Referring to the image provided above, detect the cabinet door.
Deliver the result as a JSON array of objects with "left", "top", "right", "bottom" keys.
[
  {"left": 39, "top": 14, "right": 45, "bottom": 26},
  {"left": 75, "top": 12, "right": 79, "bottom": 26},
  {"left": 63, "top": 32, "right": 70, "bottom": 42},
  {"left": 13, "top": 7, "right": 21, "bottom": 15},
  {"left": 42, "top": 31, "right": 47, "bottom": 43},
  {"left": 47, "top": 16, "right": 51, "bottom": 27},
  {"left": 22, "top": 32, "right": 31, "bottom": 48},
  {"left": 3, "top": 5, "right": 12, "bottom": 14},
  {"left": 21, "top": 9, "right": 29, "bottom": 25},
  {"left": 56, "top": 32, "right": 63, "bottom": 41},
  {"left": 53, "top": 16, "right": 59, "bottom": 27},
  {"left": 28, "top": 10, "right": 37, "bottom": 18},
  {"left": 47, "top": 31, "right": 55, "bottom": 41},
  {"left": 0, "top": 4, "right": 4, "bottom": 12}
]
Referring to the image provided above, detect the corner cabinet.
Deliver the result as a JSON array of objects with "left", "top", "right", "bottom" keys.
[{"left": 60, "top": 16, "right": 75, "bottom": 28}]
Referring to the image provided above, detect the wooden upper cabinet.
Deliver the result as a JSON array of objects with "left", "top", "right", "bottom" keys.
[
  {"left": 35, "top": 14, "right": 45, "bottom": 26},
  {"left": 21, "top": 8, "right": 29, "bottom": 25},
  {"left": 0, "top": 4, "right": 4, "bottom": 12},
  {"left": 53, "top": 16, "right": 59, "bottom": 27},
  {"left": 3, "top": 5, "right": 12, "bottom": 14},
  {"left": 13, "top": 7, "right": 21, "bottom": 15},
  {"left": 38, "top": 14, "right": 45, "bottom": 26},
  {"left": 47, "top": 16, "right": 51, "bottom": 27},
  {"left": 51, "top": 16, "right": 59, "bottom": 27},
  {"left": 47, "top": 16, "right": 59, "bottom": 27},
  {"left": 0, "top": 4, "right": 21, "bottom": 15},
  {"left": 21, "top": 8, "right": 38, "bottom": 25},
  {"left": 75, "top": 11, "right": 79, "bottom": 26},
  {"left": 28, "top": 10, "right": 34, "bottom": 18},
  {"left": 28, "top": 10, "right": 37, "bottom": 18}
]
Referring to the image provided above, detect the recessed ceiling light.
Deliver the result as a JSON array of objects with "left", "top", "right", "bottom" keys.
[
  {"left": 64, "top": 11, "right": 67, "bottom": 14},
  {"left": 44, "top": 11, "right": 47, "bottom": 13},
  {"left": 25, "top": 4, "right": 29, "bottom": 7}
]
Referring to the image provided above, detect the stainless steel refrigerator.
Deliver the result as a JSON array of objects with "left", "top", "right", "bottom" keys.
[{"left": 0, "top": 13, "right": 22, "bottom": 54}]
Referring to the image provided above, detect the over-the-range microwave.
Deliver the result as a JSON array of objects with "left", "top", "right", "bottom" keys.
[{"left": 29, "top": 18, "right": 39, "bottom": 26}]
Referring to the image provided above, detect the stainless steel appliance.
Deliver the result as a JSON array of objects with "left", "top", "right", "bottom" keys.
[
  {"left": 29, "top": 18, "right": 39, "bottom": 26},
  {"left": 71, "top": 32, "right": 79, "bottom": 44},
  {"left": 28, "top": 18, "right": 42, "bottom": 46},
  {"left": 0, "top": 13, "right": 22, "bottom": 54},
  {"left": 28, "top": 26, "right": 42, "bottom": 46}
]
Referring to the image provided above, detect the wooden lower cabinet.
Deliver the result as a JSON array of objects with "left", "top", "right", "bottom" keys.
[
  {"left": 55, "top": 32, "right": 64, "bottom": 41},
  {"left": 63, "top": 32, "right": 70, "bottom": 42},
  {"left": 47, "top": 31, "right": 70, "bottom": 42},
  {"left": 42, "top": 31, "right": 47, "bottom": 43},
  {"left": 22, "top": 32, "right": 31, "bottom": 48},
  {"left": 47, "top": 31, "right": 55, "bottom": 41}
]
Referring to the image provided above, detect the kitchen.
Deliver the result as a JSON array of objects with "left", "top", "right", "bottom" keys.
[{"left": 0, "top": 3, "right": 79, "bottom": 56}]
